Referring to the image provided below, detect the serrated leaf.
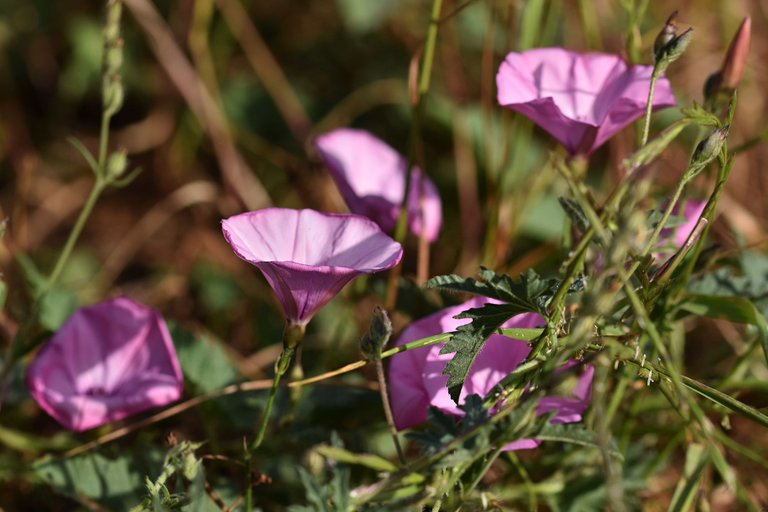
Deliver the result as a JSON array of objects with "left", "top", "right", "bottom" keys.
[
  {"left": 440, "top": 303, "right": 525, "bottom": 403},
  {"left": 426, "top": 268, "right": 554, "bottom": 314},
  {"left": 680, "top": 105, "right": 722, "bottom": 127}
]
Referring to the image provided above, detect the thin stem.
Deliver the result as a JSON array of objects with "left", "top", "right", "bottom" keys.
[
  {"left": 640, "top": 66, "right": 661, "bottom": 147},
  {"left": 638, "top": 176, "right": 687, "bottom": 258},
  {"left": 251, "top": 347, "right": 294, "bottom": 451},
  {"left": 45, "top": 179, "right": 106, "bottom": 291},
  {"left": 374, "top": 358, "right": 405, "bottom": 464},
  {"left": 387, "top": 0, "right": 443, "bottom": 308}
]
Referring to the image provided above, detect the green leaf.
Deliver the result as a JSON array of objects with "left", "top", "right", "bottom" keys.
[
  {"left": 558, "top": 197, "right": 591, "bottom": 234},
  {"left": 426, "top": 268, "right": 556, "bottom": 314},
  {"left": 315, "top": 445, "right": 397, "bottom": 473},
  {"left": 34, "top": 453, "right": 144, "bottom": 509},
  {"left": 677, "top": 373, "right": 768, "bottom": 429},
  {"left": 680, "top": 104, "right": 722, "bottom": 128},
  {"left": 535, "top": 424, "right": 623, "bottom": 461},
  {"left": 169, "top": 324, "right": 239, "bottom": 393},
  {"left": 668, "top": 444, "right": 708, "bottom": 512},
  {"left": 14, "top": 252, "right": 79, "bottom": 331},
  {"left": 335, "top": 0, "right": 399, "bottom": 33},
  {"left": 623, "top": 118, "right": 690, "bottom": 172},
  {"left": 439, "top": 302, "right": 525, "bottom": 403},
  {"left": 0, "top": 425, "right": 75, "bottom": 453},
  {"left": 677, "top": 294, "right": 768, "bottom": 367}
]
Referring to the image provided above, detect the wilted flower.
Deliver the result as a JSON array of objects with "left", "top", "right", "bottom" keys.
[
  {"left": 314, "top": 128, "right": 442, "bottom": 242},
  {"left": 221, "top": 208, "right": 403, "bottom": 326},
  {"left": 388, "top": 297, "right": 594, "bottom": 450},
  {"left": 26, "top": 297, "right": 183, "bottom": 432},
  {"left": 496, "top": 48, "right": 676, "bottom": 155}
]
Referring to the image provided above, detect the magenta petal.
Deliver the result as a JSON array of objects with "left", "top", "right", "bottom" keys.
[
  {"left": 388, "top": 297, "right": 594, "bottom": 450},
  {"left": 221, "top": 208, "right": 403, "bottom": 325},
  {"left": 26, "top": 297, "right": 183, "bottom": 432},
  {"left": 314, "top": 129, "right": 443, "bottom": 242},
  {"left": 656, "top": 199, "right": 706, "bottom": 262},
  {"left": 497, "top": 48, "right": 676, "bottom": 155}
]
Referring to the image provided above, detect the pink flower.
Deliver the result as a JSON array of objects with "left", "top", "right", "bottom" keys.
[
  {"left": 388, "top": 297, "right": 593, "bottom": 450},
  {"left": 656, "top": 199, "right": 706, "bottom": 261},
  {"left": 221, "top": 208, "right": 403, "bottom": 326},
  {"left": 26, "top": 298, "right": 183, "bottom": 432},
  {"left": 314, "top": 128, "right": 442, "bottom": 242},
  {"left": 496, "top": 48, "right": 676, "bottom": 155}
]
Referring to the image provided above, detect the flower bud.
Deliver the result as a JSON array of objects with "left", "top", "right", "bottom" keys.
[
  {"left": 103, "top": 0, "right": 122, "bottom": 43},
  {"left": 653, "top": 11, "right": 678, "bottom": 58},
  {"left": 360, "top": 306, "right": 392, "bottom": 360},
  {"left": 102, "top": 77, "right": 124, "bottom": 116},
  {"left": 656, "top": 28, "right": 693, "bottom": 73},
  {"left": 105, "top": 149, "right": 128, "bottom": 181},
  {"left": 105, "top": 40, "right": 124, "bottom": 76},
  {"left": 722, "top": 17, "right": 751, "bottom": 89},
  {"left": 685, "top": 126, "right": 728, "bottom": 180},
  {"left": 283, "top": 322, "right": 306, "bottom": 351}
]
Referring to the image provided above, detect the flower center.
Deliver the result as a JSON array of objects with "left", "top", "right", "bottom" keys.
[{"left": 84, "top": 386, "right": 108, "bottom": 397}]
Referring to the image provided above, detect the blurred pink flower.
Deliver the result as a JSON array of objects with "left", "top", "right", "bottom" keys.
[
  {"left": 388, "top": 297, "right": 593, "bottom": 450},
  {"left": 497, "top": 48, "right": 676, "bottom": 155},
  {"left": 656, "top": 199, "right": 706, "bottom": 261},
  {"left": 26, "top": 298, "right": 183, "bottom": 432},
  {"left": 222, "top": 208, "right": 403, "bottom": 326},
  {"left": 314, "top": 128, "right": 442, "bottom": 242}
]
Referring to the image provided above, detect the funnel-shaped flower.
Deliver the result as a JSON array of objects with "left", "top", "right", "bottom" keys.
[
  {"left": 497, "top": 48, "right": 676, "bottom": 155},
  {"left": 222, "top": 208, "right": 403, "bottom": 326},
  {"left": 656, "top": 199, "right": 706, "bottom": 262},
  {"left": 388, "top": 297, "right": 593, "bottom": 450},
  {"left": 314, "top": 129, "right": 442, "bottom": 242},
  {"left": 26, "top": 298, "right": 183, "bottom": 432}
]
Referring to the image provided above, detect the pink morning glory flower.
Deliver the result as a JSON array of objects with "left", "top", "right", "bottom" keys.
[
  {"left": 221, "top": 208, "right": 403, "bottom": 326},
  {"left": 656, "top": 199, "right": 706, "bottom": 261},
  {"left": 496, "top": 48, "right": 676, "bottom": 155},
  {"left": 26, "top": 297, "right": 183, "bottom": 432},
  {"left": 388, "top": 297, "right": 594, "bottom": 450},
  {"left": 314, "top": 128, "right": 442, "bottom": 242}
]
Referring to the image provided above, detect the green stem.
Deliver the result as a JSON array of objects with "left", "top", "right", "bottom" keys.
[
  {"left": 251, "top": 347, "right": 294, "bottom": 451},
  {"left": 638, "top": 176, "right": 687, "bottom": 258},
  {"left": 386, "top": 0, "right": 443, "bottom": 309},
  {"left": 374, "top": 357, "right": 405, "bottom": 465},
  {"left": 640, "top": 66, "right": 660, "bottom": 147},
  {"left": 45, "top": 179, "right": 106, "bottom": 292}
]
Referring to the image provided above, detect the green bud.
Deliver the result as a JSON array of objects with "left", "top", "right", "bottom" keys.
[
  {"left": 105, "top": 42, "right": 123, "bottom": 76},
  {"left": 182, "top": 452, "right": 199, "bottom": 481},
  {"left": 656, "top": 28, "right": 693, "bottom": 73},
  {"left": 653, "top": 11, "right": 678, "bottom": 58},
  {"left": 103, "top": 1, "right": 122, "bottom": 42},
  {"left": 105, "top": 150, "right": 128, "bottom": 181},
  {"left": 102, "top": 77, "right": 124, "bottom": 116},
  {"left": 283, "top": 322, "right": 306, "bottom": 351},
  {"left": 685, "top": 126, "right": 728, "bottom": 181},
  {"left": 360, "top": 306, "right": 392, "bottom": 360}
]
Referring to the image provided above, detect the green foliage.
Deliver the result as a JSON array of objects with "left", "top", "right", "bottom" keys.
[
  {"left": 427, "top": 269, "right": 582, "bottom": 402},
  {"left": 169, "top": 324, "right": 239, "bottom": 394},
  {"left": 34, "top": 452, "right": 147, "bottom": 510},
  {"left": 289, "top": 434, "right": 351, "bottom": 512}
]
